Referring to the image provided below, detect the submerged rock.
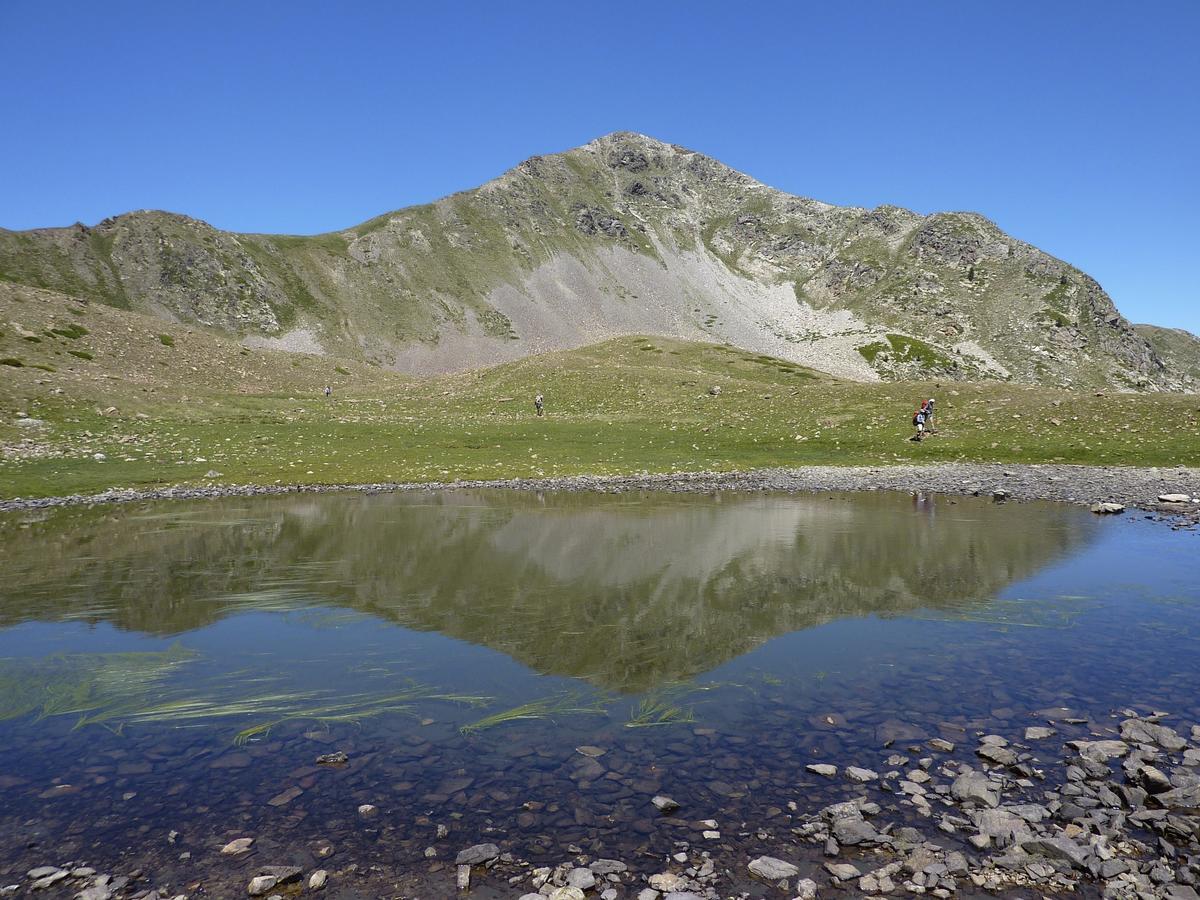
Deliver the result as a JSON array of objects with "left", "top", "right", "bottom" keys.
[
  {"left": 589, "top": 860, "right": 628, "bottom": 875},
  {"left": 846, "top": 766, "right": 879, "bottom": 782},
  {"left": 454, "top": 843, "right": 500, "bottom": 866},
  {"left": 221, "top": 837, "right": 254, "bottom": 855},
  {"left": 976, "top": 744, "right": 1018, "bottom": 767},
  {"left": 246, "top": 875, "right": 277, "bottom": 896},
  {"left": 748, "top": 856, "right": 799, "bottom": 880},
  {"left": 651, "top": 795, "right": 680, "bottom": 813}
]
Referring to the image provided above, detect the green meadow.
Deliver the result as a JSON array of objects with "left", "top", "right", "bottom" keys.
[{"left": 3, "top": 330, "right": 1198, "bottom": 501}]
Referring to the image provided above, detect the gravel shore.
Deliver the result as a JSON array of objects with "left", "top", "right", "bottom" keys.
[{"left": 2, "top": 463, "right": 1198, "bottom": 522}]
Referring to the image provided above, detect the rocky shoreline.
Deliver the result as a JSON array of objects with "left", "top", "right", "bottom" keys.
[
  {"left": 11, "top": 710, "right": 1200, "bottom": 899},
  {"left": 2, "top": 463, "right": 1199, "bottom": 523}
]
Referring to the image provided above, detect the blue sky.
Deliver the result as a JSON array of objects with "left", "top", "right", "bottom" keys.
[{"left": 2, "top": 2, "right": 1197, "bottom": 331}]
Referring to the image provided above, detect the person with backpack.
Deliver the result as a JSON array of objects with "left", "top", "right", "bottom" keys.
[
  {"left": 534, "top": 393, "right": 544, "bottom": 417},
  {"left": 911, "top": 405, "right": 927, "bottom": 441},
  {"left": 923, "top": 397, "right": 936, "bottom": 432}
]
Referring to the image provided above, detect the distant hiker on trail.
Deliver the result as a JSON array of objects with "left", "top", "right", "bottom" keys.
[
  {"left": 534, "top": 393, "right": 544, "bottom": 417},
  {"left": 911, "top": 405, "right": 927, "bottom": 441},
  {"left": 324, "top": 385, "right": 332, "bottom": 398}
]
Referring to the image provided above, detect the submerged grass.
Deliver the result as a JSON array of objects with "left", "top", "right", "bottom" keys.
[
  {"left": 460, "top": 690, "right": 613, "bottom": 735},
  {"left": 624, "top": 681, "right": 723, "bottom": 728},
  {"left": 0, "top": 647, "right": 491, "bottom": 743}
]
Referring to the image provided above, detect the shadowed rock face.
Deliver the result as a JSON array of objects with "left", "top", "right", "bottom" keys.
[
  {"left": 0, "top": 132, "right": 1182, "bottom": 390},
  {"left": 0, "top": 490, "right": 1095, "bottom": 691}
]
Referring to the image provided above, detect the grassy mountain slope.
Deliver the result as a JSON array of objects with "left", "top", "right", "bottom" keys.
[
  {"left": 0, "top": 132, "right": 1187, "bottom": 390},
  {"left": 1136, "top": 324, "right": 1200, "bottom": 384},
  {"left": 3, "top": 280, "right": 1199, "bottom": 501}
]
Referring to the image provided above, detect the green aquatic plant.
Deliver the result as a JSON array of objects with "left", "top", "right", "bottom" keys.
[
  {"left": 232, "top": 684, "right": 492, "bottom": 745},
  {"left": 0, "top": 649, "right": 490, "bottom": 743},
  {"left": 0, "top": 644, "right": 198, "bottom": 725},
  {"left": 626, "top": 696, "right": 695, "bottom": 728},
  {"left": 460, "top": 690, "right": 612, "bottom": 735},
  {"left": 912, "top": 596, "right": 1090, "bottom": 629},
  {"left": 624, "top": 682, "right": 721, "bottom": 728}
]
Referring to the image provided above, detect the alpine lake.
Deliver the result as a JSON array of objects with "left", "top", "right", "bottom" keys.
[{"left": 0, "top": 489, "right": 1198, "bottom": 899}]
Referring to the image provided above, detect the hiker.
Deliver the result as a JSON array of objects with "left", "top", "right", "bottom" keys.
[
  {"left": 922, "top": 397, "right": 936, "bottom": 432},
  {"left": 324, "top": 385, "right": 332, "bottom": 398},
  {"left": 911, "top": 405, "right": 927, "bottom": 441},
  {"left": 534, "top": 393, "right": 544, "bottom": 417}
]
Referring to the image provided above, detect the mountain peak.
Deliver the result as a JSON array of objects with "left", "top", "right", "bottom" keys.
[{"left": 0, "top": 134, "right": 1185, "bottom": 391}]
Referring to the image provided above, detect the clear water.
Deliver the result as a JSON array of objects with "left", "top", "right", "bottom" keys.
[{"left": 0, "top": 490, "right": 1196, "bottom": 893}]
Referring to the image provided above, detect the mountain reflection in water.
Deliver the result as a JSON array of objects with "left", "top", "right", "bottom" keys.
[{"left": 0, "top": 490, "right": 1095, "bottom": 692}]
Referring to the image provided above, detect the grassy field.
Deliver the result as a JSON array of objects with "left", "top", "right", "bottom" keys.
[{"left": 2, "top": 284, "right": 1198, "bottom": 500}]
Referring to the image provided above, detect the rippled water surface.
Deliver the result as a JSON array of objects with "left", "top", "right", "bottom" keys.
[{"left": 0, "top": 490, "right": 1196, "bottom": 894}]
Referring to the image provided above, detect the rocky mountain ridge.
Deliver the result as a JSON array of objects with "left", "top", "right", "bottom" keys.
[{"left": 0, "top": 132, "right": 1193, "bottom": 390}]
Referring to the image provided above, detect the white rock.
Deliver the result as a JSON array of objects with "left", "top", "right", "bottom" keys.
[
  {"left": 308, "top": 870, "right": 328, "bottom": 890},
  {"left": 567, "top": 868, "right": 596, "bottom": 890},
  {"left": 649, "top": 873, "right": 686, "bottom": 892},
  {"left": 246, "top": 875, "right": 277, "bottom": 896},
  {"left": 806, "top": 764, "right": 837, "bottom": 777},
  {"left": 222, "top": 837, "right": 254, "bottom": 855},
  {"left": 845, "top": 766, "right": 878, "bottom": 782},
  {"left": 749, "top": 856, "right": 800, "bottom": 880},
  {"left": 1159, "top": 494, "right": 1190, "bottom": 503}
]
